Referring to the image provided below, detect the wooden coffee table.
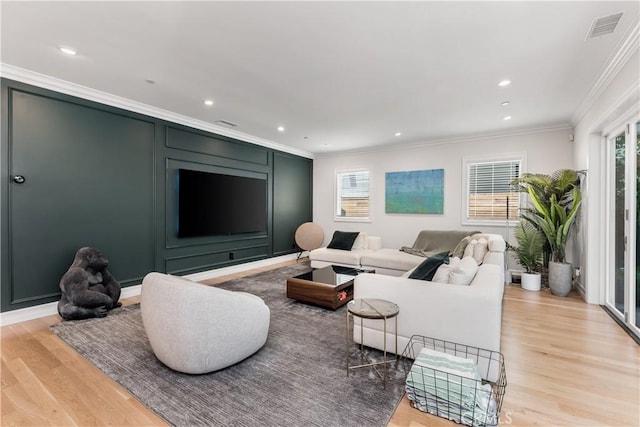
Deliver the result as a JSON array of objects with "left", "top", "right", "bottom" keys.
[{"left": 286, "top": 265, "right": 373, "bottom": 310}]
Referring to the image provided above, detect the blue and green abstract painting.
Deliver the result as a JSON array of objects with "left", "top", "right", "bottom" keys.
[{"left": 385, "top": 169, "right": 444, "bottom": 214}]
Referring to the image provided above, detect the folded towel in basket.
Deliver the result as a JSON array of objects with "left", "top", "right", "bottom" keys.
[
  {"left": 406, "top": 347, "right": 498, "bottom": 427},
  {"left": 406, "top": 382, "right": 497, "bottom": 427}
]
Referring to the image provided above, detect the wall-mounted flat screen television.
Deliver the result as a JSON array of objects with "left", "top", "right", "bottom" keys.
[{"left": 177, "top": 168, "right": 267, "bottom": 238}]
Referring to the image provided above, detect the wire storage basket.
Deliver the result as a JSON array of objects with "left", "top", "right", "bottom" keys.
[{"left": 401, "top": 335, "right": 507, "bottom": 427}]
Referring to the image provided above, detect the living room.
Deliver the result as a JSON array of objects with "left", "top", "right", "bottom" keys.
[{"left": 1, "top": 1, "right": 639, "bottom": 426}]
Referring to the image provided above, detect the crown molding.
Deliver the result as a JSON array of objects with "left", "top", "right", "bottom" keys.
[
  {"left": 0, "top": 63, "right": 314, "bottom": 159},
  {"left": 598, "top": 82, "right": 640, "bottom": 137},
  {"left": 571, "top": 21, "right": 640, "bottom": 126},
  {"left": 316, "top": 123, "right": 573, "bottom": 158}
]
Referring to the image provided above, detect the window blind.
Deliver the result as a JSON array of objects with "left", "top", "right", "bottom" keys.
[
  {"left": 336, "top": 170, "right": 370, "bottom": 219},
  {"left": 467, "top": 160, "right": 520, "bottom": 221}
]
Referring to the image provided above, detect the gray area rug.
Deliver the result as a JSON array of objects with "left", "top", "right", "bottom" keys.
[{"left": 51, "top": 263, "right": 406, "bottom": 426}]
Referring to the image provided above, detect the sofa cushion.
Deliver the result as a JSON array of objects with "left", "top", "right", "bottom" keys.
[
  {"left": 351, "top": 232, "right": 367, "bottom": 250},
  {"left": 432, "top": 257, "right": 461, "bottom": 283},
  {"left": 451, "top": 236, "right": 472, "bottom": 258},
  {"left": 408, "top": 251, "right": 450, "bottom": 281},
  {"left": 366, "top": 236, "right": 382, "bottom": 250},
  {"left": 327, "top": 231, "right": 360, "bottom": 250},
  {"left": 463, "top": 238, "right": 489, "bottom": 265},
  {"left": 487, "top": 236, "right": 506, "bottom": 252},
  {"left": 470, "top": 233, "right": 507, "bottom": 253},
  {"left": 360, "top": 249, "right": 425, "bottom": 272},
  {"left": 309, "top": 247, "right": 363, "bottom": 266},
  {"left": 449, "top": 256, "right": 479, "bottom": 286},
  {"left": 473, "top": 238, "right": 489, "bottom": 264},
  {"left": 433, "top": 255, "right": 478, "bottom": 285},
  {"left": 410, "top": 230, "right": 481, "bottom": 252}
]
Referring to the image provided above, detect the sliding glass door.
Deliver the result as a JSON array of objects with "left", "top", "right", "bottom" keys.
[{"left": 606, "top": 117, "right": 639, "bottom": 338}]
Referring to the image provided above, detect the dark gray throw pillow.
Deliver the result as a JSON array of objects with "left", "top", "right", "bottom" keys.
[
  {"left": 408, "top": 251, "right": 450, "bottom": 281},
  {"left": 327, "top": 231, "right": 360, "bottom": 251}
]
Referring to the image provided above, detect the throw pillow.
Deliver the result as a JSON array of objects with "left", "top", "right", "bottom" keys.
[
  {"left": 432, "top": 257, "right": 461, "bottom": 283},
  {"left": 449, "top": 256, "right": 478, "bottom": 286},
  {"left": 408, "top": 251, "right": 450, "bottom": 281},
  {"left": 463, "top": 239, "right": 478, "bottom": 258},
  {"left": 472, "top": 238, "right": 489, "bottom": 265},
  {"left": 327, "top": 231, "right": 360, "bottom": 251},
  {"left": 451, "top": 236, "right": 472, "bottom": 258},
  {"left": 367, "top": 236, "right": 382, "bottom": 250},
  {"left": 351, "top": 232, "right": 367, "bottom": 250}
]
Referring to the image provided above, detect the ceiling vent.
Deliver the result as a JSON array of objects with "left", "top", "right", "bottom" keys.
[
  {"left": 215, "top": 120, "right": 238, "bottom": 128},
  {"left": 586, "top": 12, "right": 623, "bottom": 39}
]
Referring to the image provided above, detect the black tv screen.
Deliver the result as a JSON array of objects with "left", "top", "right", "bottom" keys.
[{"left": 177, "top": 169, "right": 267, "bottom": 238}]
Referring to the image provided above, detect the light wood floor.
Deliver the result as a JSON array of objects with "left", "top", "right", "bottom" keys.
[{"left": 2, "top": 260, "right": 639, "bottom": 426}]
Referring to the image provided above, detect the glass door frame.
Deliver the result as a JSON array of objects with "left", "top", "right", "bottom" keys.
[{"left": 604, "top": 113, "right": 639, "bottom": 339}]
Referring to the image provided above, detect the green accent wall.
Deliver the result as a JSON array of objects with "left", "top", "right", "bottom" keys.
[
  {"left": 273, "top": 152, "right": 313, "bottom": 256},
  {"left": 0, "top": 78, "right": 313, "bottom": 312}
]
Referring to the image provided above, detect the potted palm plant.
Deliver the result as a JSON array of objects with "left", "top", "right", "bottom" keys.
[
  {"left": 508, "top": 221, "right": 544, "bottom": 291},
  {"left": 511, "top": 169, "right": 584, "bottom": 296}
]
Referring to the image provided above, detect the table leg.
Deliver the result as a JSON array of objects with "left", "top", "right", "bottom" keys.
[
  {"left": 395, "top": 315, "right": 399, "bottom": 367},
  {"left": 360, "top": 316, "right": 364, "bottom": 354},
  {"left": 383, "top": 316, "right": 387, "bottom": 389},
  {"left": 346, "top": 311, "right": 350, "bottom": 376}
]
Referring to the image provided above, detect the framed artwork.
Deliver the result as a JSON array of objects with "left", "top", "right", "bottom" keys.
[{"left": 385, "top": 169, "right": 444, "bottom": 214}]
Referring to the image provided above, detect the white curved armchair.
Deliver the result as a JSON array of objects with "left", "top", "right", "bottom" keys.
[{"left": 141, "top": 272, "right": 270, "bottom": 374}]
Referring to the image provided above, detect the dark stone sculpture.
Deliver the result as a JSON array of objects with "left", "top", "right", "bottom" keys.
[{"left": 57, "top": 247, "right": 121, "bottom": 320}]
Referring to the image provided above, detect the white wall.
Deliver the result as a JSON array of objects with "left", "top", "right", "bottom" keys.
[
  {"left": 573, "top": 48, "right": 640, "bottom": 304},
  {"left": 313, "top": 127, "right": 574, "bottom": 251}
]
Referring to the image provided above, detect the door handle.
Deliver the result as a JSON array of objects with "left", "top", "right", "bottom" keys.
[{"left": 13, "top": 175, "right": 26, "bottom": 184}]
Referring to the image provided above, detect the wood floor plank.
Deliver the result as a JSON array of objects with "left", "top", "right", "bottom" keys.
[
  {"left": 5, "top": 358, "right": 77, "bottom": 426},
  {"left": 1, "top": 263, "right": 638, "bottom": 427},
  {"left": 2, "top": 385, "right": 52, "bottom": 426}
]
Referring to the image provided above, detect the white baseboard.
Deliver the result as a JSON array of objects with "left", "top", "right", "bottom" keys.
[
  {"left": 0, "top": 301, "right": 60, "bottom": 327},
  {"left": 0, "top": 254, "right": 300, "bottom": 327}
]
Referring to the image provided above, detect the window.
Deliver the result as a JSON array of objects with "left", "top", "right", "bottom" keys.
[
  {"left": 463, "top": 156, "right": 522, "bottom": 224},
  {"left": 335, "top": 169, "right": 370, "bottom": 221}
]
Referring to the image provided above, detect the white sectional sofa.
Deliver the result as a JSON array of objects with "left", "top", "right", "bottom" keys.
[
  {"left": 311, "top": 230, "right": 506, "bottom": 353},
  {"left": 310, "top": 230, "right": 499, "bottom": 276},
  {"left": 352, "top": 233, "right": 506, "bottom": 353}
]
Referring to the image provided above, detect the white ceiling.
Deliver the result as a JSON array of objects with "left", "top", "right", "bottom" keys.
[{"left": 1, "top": 1, "right": 639, "bottom": 155}]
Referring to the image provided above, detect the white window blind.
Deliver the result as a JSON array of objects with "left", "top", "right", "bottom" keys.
[
  {"left": 467, "top": 160, "right": 520, "bottom": 221},
  {"left": 336, "top": 170, "right": 370, "bottom": 221}
]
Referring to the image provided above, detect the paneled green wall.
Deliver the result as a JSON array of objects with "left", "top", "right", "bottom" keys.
[
  {"left": 0, "top": 78, "right": 313, "bottom": 312},
  {"left": 160, "top": 126, "right": 275, "bottom": 274},
  {"left": 273, "top": 152, "right": 313, "bottom": 255}
]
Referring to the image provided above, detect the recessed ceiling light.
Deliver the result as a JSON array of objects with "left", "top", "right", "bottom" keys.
[
  {"left": 277, "top": 126, "right": 285, "bottom": 132},
  {"left": 59, "top": 46, "right": 77, "bottom": 56},
  {"left": 394, "top": 132, "right": 402, "bottom": 137},
  {"left": 503, "top": 116, "right": 512, "bottom": 120},
  {"left": 501, "top": 101, "right": 510, "bottom": 106},
  {"left": 203, "top": 99, "right": 214, "bottom": 106},
  {"left": 498, "top": 80, "right": 511, "bottom": 87}
]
